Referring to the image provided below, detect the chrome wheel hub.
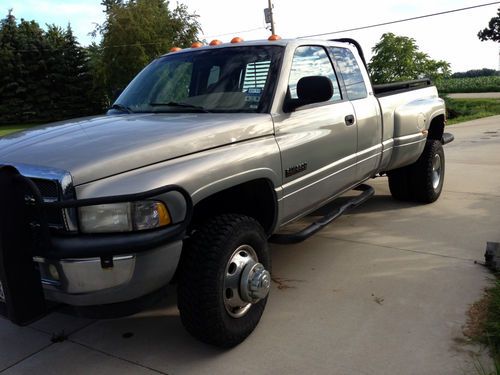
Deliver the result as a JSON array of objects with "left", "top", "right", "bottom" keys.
[
  {"left": 432, "top": 153, "right": 442, "bottom": 190},
  {"left": 223, "top": 245, "right": 270, "bottom": 318},
  {"left": 240, "top": 263, "right": 271, "bottom": 303}
]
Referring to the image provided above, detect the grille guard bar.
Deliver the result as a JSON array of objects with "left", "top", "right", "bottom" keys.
[
  {"left": 4, "top": 165, "right": 193, "bottom": 258},
  {"left": 0, "top": 165, "right": 47, "bottom": 325},
  {"left": 0, "top": 164, "right": 193, "bottom": 324}
]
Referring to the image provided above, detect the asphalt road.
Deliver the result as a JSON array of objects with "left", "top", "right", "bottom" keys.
[{"left": 1, "top": 116, "right": 500, "bottom": 374}]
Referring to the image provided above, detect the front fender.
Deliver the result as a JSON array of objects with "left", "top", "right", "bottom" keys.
[{"left": 75, "top": 136, "right": 282, "bottom": 215}]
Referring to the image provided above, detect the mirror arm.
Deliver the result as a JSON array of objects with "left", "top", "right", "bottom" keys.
[{"left": 283, "top": 98, "right": 309, "bottom": 113}]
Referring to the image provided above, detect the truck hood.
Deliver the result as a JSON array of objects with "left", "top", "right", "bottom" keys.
[{"left": 0, "top": 113, "right": 274, "bottom": 185}]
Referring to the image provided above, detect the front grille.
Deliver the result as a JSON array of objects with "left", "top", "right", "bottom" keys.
[
  {"left": 31, "top": 178, "right": 59, "bottom": 200},
  {"left": 27, "top": 178, "right": 65, "bottom": 230}
]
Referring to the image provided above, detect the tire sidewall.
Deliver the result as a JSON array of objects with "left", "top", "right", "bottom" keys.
[
  {"left": 423, "top": 140, "right": 445, "bottom": 202},
  {"left": 216, "top": 220, "right": 270, "bottom": 338},
  {"left": 177, "top": 214, "right": 270, "bottom": 347}
]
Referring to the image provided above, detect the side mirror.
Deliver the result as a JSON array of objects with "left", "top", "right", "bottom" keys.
[{"left": 283, "top": 76, "right": 333, "bottom": 112}]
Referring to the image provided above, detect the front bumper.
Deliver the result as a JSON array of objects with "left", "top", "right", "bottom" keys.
[
  {"left": 0, "top": 165, "right": 192, "bottom": 324},
  {"left": 36, "top": 240, "right": 183, "bottom": 306}
]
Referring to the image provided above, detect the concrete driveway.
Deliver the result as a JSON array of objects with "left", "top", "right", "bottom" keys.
[{"left": 2, "top": 116, "right": 500, "bottom": 375}]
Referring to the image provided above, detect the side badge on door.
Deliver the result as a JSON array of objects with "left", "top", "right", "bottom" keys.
[{"left": 285, "top": 162, "right": 308, "bottom": 178}]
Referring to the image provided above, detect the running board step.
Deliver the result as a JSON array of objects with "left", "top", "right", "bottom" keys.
[
  {"left": 269, "top": 184, "right": 374, "bottom": 245},
  {"left": 442, "top": 132, "right": 454, "bottom": 145}
]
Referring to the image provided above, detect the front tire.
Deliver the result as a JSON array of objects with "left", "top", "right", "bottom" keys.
[{"left": 177, "top": 214, "right": 270, "bottom": 348}]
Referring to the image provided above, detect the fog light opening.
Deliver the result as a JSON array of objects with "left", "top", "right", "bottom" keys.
[{"left": 48, "top": 264, "right": 60, "bottom": 281}]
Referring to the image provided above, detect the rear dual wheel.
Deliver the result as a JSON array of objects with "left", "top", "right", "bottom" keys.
[
  {"left": 177, "top": 214, "right": 271, "bottom": 348},
  {"left": 388, "top": 139, "right": 445, "bottom": 203}
]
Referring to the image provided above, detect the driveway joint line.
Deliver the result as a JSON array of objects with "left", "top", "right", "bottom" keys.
[
  {"left": 318, "top": 236, "right": 479, "bottom": 262},
  {"left": 0, "top": 343, "right": 54, "bottom": 374},
  {"left": 69, "top": 339, "right": 169, "bottom": 375},
  {"left": 442, "top": 189, "right": 500, "bottom": 199},
  {"left": 28, "top": 319, "right": 98, "bottom": 337}
]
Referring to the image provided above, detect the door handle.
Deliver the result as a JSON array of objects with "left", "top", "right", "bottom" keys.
[{"left": 345, "top": 115, "right": 355, "bottom": 126}]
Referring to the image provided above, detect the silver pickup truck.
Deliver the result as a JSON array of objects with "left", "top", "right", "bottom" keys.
[{"left": 0, "top": 37, "right": 452, "bottom": 347}]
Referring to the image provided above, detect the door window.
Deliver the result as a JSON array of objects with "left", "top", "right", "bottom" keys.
[{"left": 288, "top": 46, "right": 342, "bottom": 102}]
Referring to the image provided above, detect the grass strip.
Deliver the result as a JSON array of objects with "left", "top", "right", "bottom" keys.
[
  {"left": 0, "top": 124, "right": 37, "bottom": 137},
  {"left": 444, "top": 98, "right": 500, "bottom": 125}
]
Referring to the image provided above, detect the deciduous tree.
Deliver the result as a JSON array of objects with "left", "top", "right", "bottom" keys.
[
  {"left": 368, "top": 33, "right": 451, "bottom": 84},
  {"left": 478, "top": 7, "right": 500, "bottom": 42},
  {"left": 96, "top": 0, "right": 201, "bottom": 99}
]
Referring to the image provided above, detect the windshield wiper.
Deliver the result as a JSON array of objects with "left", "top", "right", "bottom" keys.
[
  {"left": 110, "top": 103, "right": 134, "bottom": 113},
  {"left": 149, "top": 101, "right": 210, "bottom": 113}
]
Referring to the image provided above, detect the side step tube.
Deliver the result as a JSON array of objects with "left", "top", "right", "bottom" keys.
[
  {"left": 270, "top": 184, "right": 374, "bottom": 245},
  {"left": 442, "top": 132, "right": 454, "bottom": 145}
]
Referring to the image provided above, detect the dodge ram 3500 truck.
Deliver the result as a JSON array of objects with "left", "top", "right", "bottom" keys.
[{"left": 0, "top": 37, "right": 453, "bottom": 347}]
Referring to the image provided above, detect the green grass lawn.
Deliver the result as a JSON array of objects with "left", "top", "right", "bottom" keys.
[
  {"left": 444, "top": 98, "right": 500, "bottom": 125},
  {"left": 0, "top": 124, "right": 37, "bottom": 137}
]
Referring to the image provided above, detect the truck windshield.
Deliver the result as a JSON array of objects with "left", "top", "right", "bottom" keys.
[{"left": 113, "top": 45, "right": 284, "bottom": 114}]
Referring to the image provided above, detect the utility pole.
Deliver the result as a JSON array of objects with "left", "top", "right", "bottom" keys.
[{"left": 265, "top": 0, "right": 276, "bottom": 35}]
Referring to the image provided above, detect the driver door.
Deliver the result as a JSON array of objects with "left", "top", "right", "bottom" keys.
[{"left": 274, "top": 45, "right": 358, "bottom": 223}]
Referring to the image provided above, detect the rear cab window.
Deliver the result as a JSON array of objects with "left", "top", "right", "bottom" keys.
[{"left": 328, "top": 47, "right": 367, "bottom": 100}]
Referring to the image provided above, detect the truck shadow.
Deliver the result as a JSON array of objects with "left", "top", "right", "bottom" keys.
[
  {"left": 53, "top": 287, "right": 277, "bottom": 373},
  {"left": 30, "top": 180, "right": 499, "bottom": 371}
]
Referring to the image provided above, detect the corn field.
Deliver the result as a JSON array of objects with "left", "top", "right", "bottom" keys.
[{"left": 437, "top": 76, "right": 500, "bottom": 93}]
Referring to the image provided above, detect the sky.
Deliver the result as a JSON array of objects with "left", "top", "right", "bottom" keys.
[{"left": 1, "top": 0, "right": 499, "bottom": 72}]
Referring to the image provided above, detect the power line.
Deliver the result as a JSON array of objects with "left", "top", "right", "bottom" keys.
[
  {"left": 299, "top": 1, "right": 500, "bottom": 38},
  {"left": 6, "top": 2, "right": 500, "bottom": 53},
  {"left": 201, "top": 27, "right": 266, "bottom": 40}
]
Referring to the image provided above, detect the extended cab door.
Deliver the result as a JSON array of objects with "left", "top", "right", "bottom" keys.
[
  {"left": 273, "top": 45, "right": 358, "bottom": 224},
  {"left": 328, "top": 47, "right": 382, "bottom": 181}
]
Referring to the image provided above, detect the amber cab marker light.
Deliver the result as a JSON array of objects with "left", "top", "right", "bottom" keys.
[
  {"left": 268, "top": 34, "right": 282, "bottom": 41},
  {"left": 230, "top": 37, "right": 244, "bottom": 43},
  {"left": 209, "top": 39, "right": 222, "bottom": 46},
  {"left": 191, "top": 41, "right": 203, "bottom": 48},
  {"left": 169, "top": 47, "right": 182, "bottom": 52}
]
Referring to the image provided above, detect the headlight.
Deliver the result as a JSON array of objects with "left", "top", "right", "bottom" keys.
[{"left": 79, "top": 201, "right": 171, "bottom": 233}]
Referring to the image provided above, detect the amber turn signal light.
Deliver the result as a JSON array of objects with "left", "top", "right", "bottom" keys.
[{"left": 210, "top": 39, "right": 222, "bottom": 46}]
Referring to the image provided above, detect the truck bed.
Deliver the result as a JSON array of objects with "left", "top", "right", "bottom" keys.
[{"left": 373, "top": 79, "right": 434, "bottom": 97}]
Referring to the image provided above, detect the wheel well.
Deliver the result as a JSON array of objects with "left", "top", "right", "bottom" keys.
[
  {"left": 190, "top": 179, "right": 277, "bottom": 235},
  {"left": 428, "top": 114, "right": 445, "bottom": 141}
]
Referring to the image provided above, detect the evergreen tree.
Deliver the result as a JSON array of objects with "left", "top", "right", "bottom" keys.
[
  {"left": 17, "top": 19, "right": 52, "bottom": 122},
  {"left": 0, "top": 3, "right": 200, "bottom": 125},
  {"left": 0, "top": 11, "right": 106, "bottom": 124},
  {"left": 0, "top": 10, "right": 23, "bottom": 123},
  {"left": 85, "top": 42, "right": 109, "bottom": 109}
]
